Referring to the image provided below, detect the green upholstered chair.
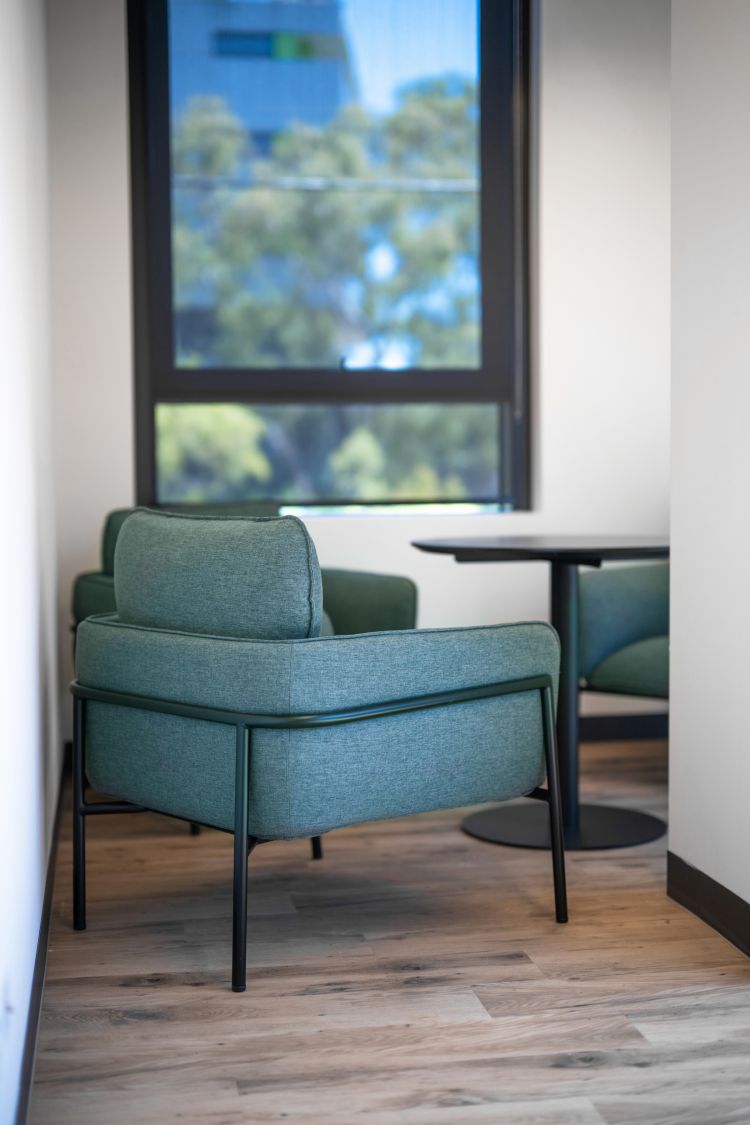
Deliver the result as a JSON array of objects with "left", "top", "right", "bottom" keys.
[
  {"left": 72, "top": 510, "right": 567, "bottom": 991},
  {"left": 578, "top": 563, "right": 669, "bottom": 700},
  {"left": 72, "top": 506, "right": 418, "bottom": 853},
  {"left": 72, "top": 506, "right": 418, "bottom": 638}
]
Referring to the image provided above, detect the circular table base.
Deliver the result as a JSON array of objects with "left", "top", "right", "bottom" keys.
[{"left": 462, "top": 802, "right": 666, "bottom": 851}]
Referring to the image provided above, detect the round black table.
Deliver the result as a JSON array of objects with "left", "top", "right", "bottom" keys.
[{"left": 412, "top": 536, "right": 669, "bottom": 851}]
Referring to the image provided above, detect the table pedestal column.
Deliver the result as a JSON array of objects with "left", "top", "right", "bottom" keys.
[{"left": 462, "top": 560, "right": 666, "bottom": 851}]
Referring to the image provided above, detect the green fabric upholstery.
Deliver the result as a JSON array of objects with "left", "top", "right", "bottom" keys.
[
  {"left": 76, "top": 612, "right": 560, "bottom": 839},
  {"left": 579, "top": 563, "right": 669, "bottom": 679},
  {"left": 102, "top": 509, "right": 137, "bottom": 576},
  {"left": 101, "top": 504, "right": 280, "bottom": 575},
  {"left": 321, "top": 569, "right": 417, "bottom": 634},
  {"left": 75, "top": 571, "right": 336, "bottom": 639},
  {"left": 75, "top": 508, "right": 417, "bottom": 638},
  {"left": 72, "top": 572, "right": 116, "bottom": 624},
  {"left": 114, "top": 509, "right": 323, "bottom": 640},
  {"left": 319, "top": 610, "right": 335, "bottom": 637},
  {"left": 587, "top": 636, "right": 669, "bottom": 700},
  {"left": 579, "top": 563, "right": 669, "bottom": 700}
]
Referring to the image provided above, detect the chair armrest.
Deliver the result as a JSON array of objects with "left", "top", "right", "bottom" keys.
[
  {"left": 75, "top": 615, "right": 559, "bottom": 716},
  {"left": 75, "top": 618, "right": 560, "bottom": 840},
  {"left": 321, "top": 568, "right": 417, "bottom": 634},
  {"left": 72, "top": 572, "right": 116, "bottom": 626},
  {"left": 578, "top": 563, "right": 669, "bottom": 680}
]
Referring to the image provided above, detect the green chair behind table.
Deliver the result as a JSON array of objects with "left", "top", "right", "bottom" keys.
[
  {"left": 579, "top": 563, "right": 669, "bottom": 701},
  {"left": 72, "top": 510, "right": 567, "bottom": 990}
]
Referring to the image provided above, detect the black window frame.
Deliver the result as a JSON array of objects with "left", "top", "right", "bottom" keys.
[{"left": 128, "top": 0, "right": 531, "bottom": 509}]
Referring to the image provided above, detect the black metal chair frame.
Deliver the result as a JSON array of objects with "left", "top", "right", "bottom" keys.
[{"left": 71, "top": 674, "right": 567, "bottom": 992}]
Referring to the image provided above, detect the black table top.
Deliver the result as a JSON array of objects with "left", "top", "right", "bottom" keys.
[{"left": 413, "top": 535, "right": 669, "bottom": 566}]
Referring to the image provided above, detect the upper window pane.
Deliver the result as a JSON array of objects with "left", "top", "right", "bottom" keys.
[{"left": 168, "top": 0, "right": 480, "bottom": 370}]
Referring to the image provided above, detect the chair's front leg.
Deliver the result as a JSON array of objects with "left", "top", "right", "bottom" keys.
[
  {"left": 73, "top": 695, "right": 86, "bottom": 930},
  {"left": 541, "top": 685, "right": 568, "bottom": 923},
  {"left": 232, "top": 725, "right": 251, "bottom": 992},
  {"left": 311, "top": 836, "right": 323, "bottom": 860}
]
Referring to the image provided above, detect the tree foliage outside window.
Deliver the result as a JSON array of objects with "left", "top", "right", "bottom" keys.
[
  {"left": 161, "top": 71, "right": 498, "bottom": 505},
  {"left": 156, "top": 401, "right": 499, "bottom": 503},
  {"left": 171, "top": 79, "right": 480, "bottom": 371}
]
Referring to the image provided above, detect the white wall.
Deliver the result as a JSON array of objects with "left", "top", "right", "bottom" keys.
[
  {"left": 48, "top": 0, "right": 669, "bottom": 717},
  {"left": 48, "top": 0, "right": 135, "bottom": 713},
  {"left": 0, "top": 0, "right": 58, "bottom": 1118},
  {"left": 670, "top": 1, "right": 750, "bottom": 904}
]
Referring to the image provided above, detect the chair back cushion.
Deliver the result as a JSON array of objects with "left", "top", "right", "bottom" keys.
[
  {"left": 101, "top": 503, "right": 280, "bottom": 574},
  {"left": 114, "top": 509, "right": 322, "bottom": 639},
  {"left": 101, "top": 509, "right": 136, "bottom": 575}
]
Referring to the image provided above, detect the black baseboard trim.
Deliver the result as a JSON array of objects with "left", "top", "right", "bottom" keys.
[
  {"left": 14, "top": 764, "right": 66, "bottom": 1125},
  {"left": 580, "top": 712, "right": 668, "bottom": 742},
  {"left": 668, "top": 852, "right": 750, "bottom": 960}
]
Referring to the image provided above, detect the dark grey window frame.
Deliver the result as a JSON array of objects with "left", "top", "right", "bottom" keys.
[{"left": 128, "top": 0, "right": 531, "bottom": 509}]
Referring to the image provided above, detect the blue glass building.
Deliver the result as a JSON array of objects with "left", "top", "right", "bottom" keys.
[{"left": 170, "top": 0, "right": 358, "bottom": 148}]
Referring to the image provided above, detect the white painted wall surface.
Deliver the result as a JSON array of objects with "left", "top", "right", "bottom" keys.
[
  {"left": 670, "top": 1, "right": 750, "bottom": 904},
  {"left": 48, "top": 0, "right": 135, "bottom": 711},
  {"left": 0, "top": 0, "right": 58, "bottom": 1118},
  {"left": 48, "top": 0, "right": 669, "bottom": 720}
]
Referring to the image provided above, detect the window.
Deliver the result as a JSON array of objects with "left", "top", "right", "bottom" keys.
[{"left": 129, "top": 0, "right": 530, "bottom": 507}]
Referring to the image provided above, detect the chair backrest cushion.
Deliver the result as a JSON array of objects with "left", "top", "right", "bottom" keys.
[
  {"left": 114, "top": 509, "right": 322, "bottom": 639},
  {"left": 101, "top": 509, "right": 136, "bottom": 576},
  {"left": 101, "top": 503, "right": 280, "bottom": 574}
]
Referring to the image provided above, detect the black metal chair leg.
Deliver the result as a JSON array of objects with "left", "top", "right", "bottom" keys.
[
  {"left": 232, "top": 726, "right": 251, "bottom": 992},
  {"left": 542, "top": 685, "right": 568, "bottom": 923},
  {"left": 311, "top": 835, "right": 323, "bottom": 860},
  {"left": 189, "top": 822, "right": 202, "bottom": 836},
  {"left": 72, "top": 696, "right": 86, "bottom": 930}
]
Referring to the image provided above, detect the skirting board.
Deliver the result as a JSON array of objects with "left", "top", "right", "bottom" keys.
[
  {"left": 15, "top": 764, "right": 65, "bottom": 1125},
  {"left": 580, "top": 711, "right": 668, "bottom": 742},
  {"left": 668, "top": 852, "right": 750, "bottom": 960}
]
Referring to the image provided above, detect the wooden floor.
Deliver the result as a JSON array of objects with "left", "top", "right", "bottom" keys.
[{"left": 32, "top": 739, "right": 750, "bottom": 1125}]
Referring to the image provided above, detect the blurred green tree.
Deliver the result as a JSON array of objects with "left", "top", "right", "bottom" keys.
[{"left": 160, "top": 81, "right": 500, "bottom": 504}]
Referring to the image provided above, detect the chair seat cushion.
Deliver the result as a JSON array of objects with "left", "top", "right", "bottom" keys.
[{"left": 586, "top": 635, "right": 668, "bottom": 699}]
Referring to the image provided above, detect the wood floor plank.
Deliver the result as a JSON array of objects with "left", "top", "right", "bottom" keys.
[{"left": 31, "top": 738, "right": 750, "bottom": 1124}]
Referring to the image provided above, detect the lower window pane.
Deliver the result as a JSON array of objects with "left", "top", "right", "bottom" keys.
[{"left": 155, "top": 402, "right": 500, "bottom": 505}]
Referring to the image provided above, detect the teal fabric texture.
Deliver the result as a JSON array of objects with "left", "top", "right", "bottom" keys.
[
  {"left": 587, "top": 636, "right": 668, "bottom": 699},
  {"left": 321, "top": 569, "right": 417, "bottom": 635},
  {"left": 72, "top": 572, "right": 116, "bottom": 624},
  {"left": 72, "top": 568, "right": 409, "bottom": 639},
  {"left": 101, "top": 509, "right": 137, "bottom": 575},
  {"left": 73, "top": 509, "right": 417, "bottom": 636},
  {"left": 102, "top": 504, "right": 281, "bottom": 574},
  {"left": 578, "top": 563, "right": 669, "bottom": 678},
  {"left": 114, "top": 509, "right": 323, "bottom": 640},
  {"left": 76, "top": 613, "right": 560, "bottom": 840}
]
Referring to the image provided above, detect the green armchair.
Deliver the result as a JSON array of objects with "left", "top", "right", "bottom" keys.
[
  {"left": 72, "top": 510, "right": 567, "bottom": 990},
  {"left": 579, "top": 563, "right": 669, "bottom": 700}
]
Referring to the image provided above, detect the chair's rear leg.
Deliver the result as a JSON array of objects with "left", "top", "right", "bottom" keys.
[
  {"left": 542, "top": 685, "right": 568, "bottom": 923},
  {"left": 72, "top": 695, "right": 86, "bottom": 930},
  {"left": 189, "top": 822, "right": 202, "bottom": 836},
  {"left": 232, "top": 726, "right": 251, "bottom": 992},
  {"left": 311, "top": 835, "right": 323, "bottom": 860}
]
